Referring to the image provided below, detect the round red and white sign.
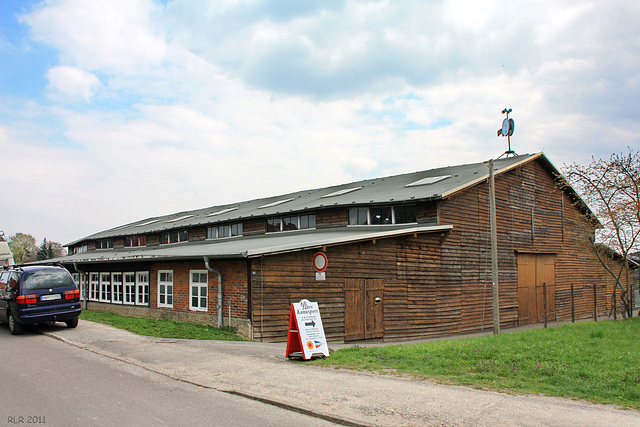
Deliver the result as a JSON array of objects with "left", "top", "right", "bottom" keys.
[{"left": 312, "top": 252, "right": 328, "bottom": 272}]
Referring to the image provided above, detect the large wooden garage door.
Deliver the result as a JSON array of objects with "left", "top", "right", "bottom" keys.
[
  {"left": 345, "top": 279, "right": 384, "bottom": 341},
  {"left": 517, "top": 253, "right": 556, "bottom": 325}
]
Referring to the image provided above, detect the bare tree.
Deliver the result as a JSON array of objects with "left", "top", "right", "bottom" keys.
[
  {"left": 50, "top": 241, "right": 67, "bottom": 258},
  {"left": 563, "top": 149, "right": 639, "bottom": 318}
]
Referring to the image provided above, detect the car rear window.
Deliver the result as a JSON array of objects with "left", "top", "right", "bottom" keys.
[{"left": 21, "top": 269, "right": 76, "bottom": 291}]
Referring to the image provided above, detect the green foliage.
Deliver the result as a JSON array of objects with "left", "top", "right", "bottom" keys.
[
  {"left": 8, "top": 233, "right": 37, "bottom": 263},
  {"left": 36, "top": 238, "right": 66, "bottom": 260},
  {"left": 80, "top": 310, "right": 246, "bottom": 341},
  {"left": 315, "top": 318, "right": 640, "bottom": 408},
  {"left": 36, "top": 238, "right": 54, "bottom": 261}
]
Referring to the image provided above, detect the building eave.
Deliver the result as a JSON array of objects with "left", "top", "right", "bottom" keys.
[{"left": 55, "top": 224, "right": 453, "bottom": 266}]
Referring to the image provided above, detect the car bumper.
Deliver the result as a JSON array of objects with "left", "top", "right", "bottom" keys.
[{"left": 16, "top": 304, "right": 82, "bottom": 325}]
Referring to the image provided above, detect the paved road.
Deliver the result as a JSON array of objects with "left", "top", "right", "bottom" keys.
[
  {"left": 0, "top": 328, "right": 334, "bottom": 427},
  {"left": 4, "top": 320, "right": 640, "bottom": 426}
]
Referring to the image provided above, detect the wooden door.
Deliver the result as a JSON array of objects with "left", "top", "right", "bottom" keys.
[
  {"left": 536, "top": 254, "right": 556, "bottom": 322},
  {"left": 365, "top": 279, "right": 384, "bottom": 339},
  {"left": 345, "top": 279, "right": 384, "bottom": 341},
  {"left": 517, "top": 254, "right": 537, "bottom": 324},
  {"left": 345, "top": 279, "right": 365, "bottom": 341},
  {"left": 517, "top": 253, "right": 556, "bottom": 325}
]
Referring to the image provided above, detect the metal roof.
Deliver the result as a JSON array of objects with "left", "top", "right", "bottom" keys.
[
  {"left": 67, "top": 153, "right": 542, "bottom": 246},
  {"left": 58, "top": 224, "right": 453, "bottom": 265}
]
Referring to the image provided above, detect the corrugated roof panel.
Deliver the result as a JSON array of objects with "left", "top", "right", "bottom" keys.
[
  {"left": 65, "top": 153, "right": 547, "bottom": 246},
  {"left": 57, "top": 223, "right": 453, "bottom": 263}
]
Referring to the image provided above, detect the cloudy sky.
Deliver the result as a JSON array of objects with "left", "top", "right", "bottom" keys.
[{"left": 1, "top": 0, "right": 639, "bottom": 246}]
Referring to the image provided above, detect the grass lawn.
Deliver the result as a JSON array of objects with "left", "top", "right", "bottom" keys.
[
  {"left": 313, "top": 317, "right": 640, "bottom": 408},
  {"left": 80, "top": 310, "right": 246, "bottom": 341}
]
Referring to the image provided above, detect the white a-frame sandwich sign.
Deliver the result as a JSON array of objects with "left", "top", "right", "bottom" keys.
[{"left": 286, "top": 299, "right": 330, "bottom": 360}]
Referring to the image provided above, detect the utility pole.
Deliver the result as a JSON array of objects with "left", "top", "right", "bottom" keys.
[{"left": 489, "top": 159, "right": 500, "bottom": 334}]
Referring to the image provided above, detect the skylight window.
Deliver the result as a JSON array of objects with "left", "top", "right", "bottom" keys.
[
  {"left": 322, "top": 187, "right": 363, "bottom": 198},
  {"left": 136, "top": 219, "right": 160, "bottom": 227},
  {"left": 207, "top": 207, "right": 238, "bottom": 217},
  {"left": 109, "top": 224, "right": 131, "bottom": 232},
  {"left": 405, "top": 175, "right": 451, "bottom": 187},
  {"left": 166, "top": 215, "right": 194, "bottom": 223},
  {"left": 258, "top": 198, "right": 294, "bottom": 209}
]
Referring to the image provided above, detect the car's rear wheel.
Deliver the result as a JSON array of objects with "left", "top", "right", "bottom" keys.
[
  {"left": 8, "top": 312, "right": 23, "bottom": 335},
  {"left": 65, "top": 318, "right": 79, "bottom": 328}
]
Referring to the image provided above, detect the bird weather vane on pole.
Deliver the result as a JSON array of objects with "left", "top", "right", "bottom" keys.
[{"left": 497, "top": 108, "right": 516, "bottom": 158}]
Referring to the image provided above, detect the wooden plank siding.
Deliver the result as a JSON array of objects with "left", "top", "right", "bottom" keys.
[
  {"left": 250, "top": 239, "right": 398, "bottom": 342},
  {"left": 317, "top": 208, "right": 348, "bottom": 229},
  {"left": 250, "top": 158, "right": 627, "bottom": 342},
  {"left": 438, "top": 160, "right": 621, "bottom": 332}
]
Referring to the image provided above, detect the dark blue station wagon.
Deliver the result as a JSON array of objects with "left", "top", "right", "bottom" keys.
[{"left": 0, "top": 265, "right": 81, "bottom": 335}]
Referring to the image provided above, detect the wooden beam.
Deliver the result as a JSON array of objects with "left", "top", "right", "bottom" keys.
[{"left": 439, "top": 229, "right": 452, "bottom": 245}]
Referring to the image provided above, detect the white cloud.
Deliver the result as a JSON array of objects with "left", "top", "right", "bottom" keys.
[
  {"left": 21, "top": 0, "right": 167, "bottom": 73},
  {"left": 46, "top": 66, "right": 101, "bottom": 102},
  {"left": 1, "top": 0, "right": 639, "bottom": 245}
]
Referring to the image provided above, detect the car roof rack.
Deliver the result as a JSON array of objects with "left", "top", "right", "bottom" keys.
[{"left": 6, "top": 262, "right": 65, "bottom": 269}]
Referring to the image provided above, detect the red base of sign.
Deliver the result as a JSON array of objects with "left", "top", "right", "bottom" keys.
[
  {"left": 286, "top": 302, "right": 328, "bottom": 360},
  {"left": 285, "top": 304, "right": 303, "bottom": 358}
]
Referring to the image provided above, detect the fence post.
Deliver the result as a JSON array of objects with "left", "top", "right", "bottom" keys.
[
  {"left": 543, "top": 282, "right": 548, "bottom": 328},
  {"left": 593, "top": 284, "right": 598, "bottom": 322},
  {"left": 571, "top": 283, "right": 575, "bottom": 323}
]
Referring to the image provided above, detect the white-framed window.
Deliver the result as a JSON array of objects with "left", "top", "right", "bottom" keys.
[
  {"left": 125, "top": 235, "right": 146, "bottom": 247},
  {"left": 136, "top": 272, "right": 149, "bottom": 306},
  {"left": 89, "top": 273, "right": 99, "bottom": 301},
  {"left": 73, "top": 244, "right": 88, "bottom": 254},
  {"left": 267, "top": 213, "right": 316, "bottom": 233},
  {"left": 124, "top": 272, "right": 136, "bottom": 305},
  {"left": 190, "top": 270, "right": 208, "bottom": 311},
  {"left": 111, "top": 273, "right": 123, "bottom": 304},
  {"left": 160, "top": 230, "right": 188, "bottom": 245},
  {"left": 96, "top": 239, "right": 113, "bottom": 249},
  {"left": 207, "top": 223, "right": 243, "bottom": 239},
  {"left": 100, "top": 273, "right": 112, "bottom": 302},
  {"left": 72, "top": 273, "right": 89, "bottom": 300},
  {"left": 158, "top": 270, "right": 173, "bottom": 308},
  {"left": 267, "top": 217, "right": 281, "bottom": 232},
  {"left": 348, "top": 205, "right": 417, "bottom": 225},
  {"left": 80, "top": 273, "right": 88, "bottom": 300}
]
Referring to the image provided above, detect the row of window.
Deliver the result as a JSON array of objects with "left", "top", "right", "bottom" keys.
[
  {"left": 96, "top": 239, "right": 113, "bottom": 249},
  {"left": 267, "top": 214, "right": 316, "bottom": 232},
  {"left": 125, "top": 235, "right": 146, "bottom": 247},
  {"left": 73, "top": 270, "right": 209, "bottom": 312},
  {"left": 81, "top": 206, "right": 415, "bottom": 254},
  {"left": 73, "top": 244, "right": 88, "bottom": 254},
  {"left": 74, "top": 272, "right": 150, "bottom": 306},
  {"left": 348, "top": 205, "right": 417, "bottom": 225},
  {"left": 159, "top": 270, "right": 209, "bottom": 311},
  {"left": 161, "top": 230, "right": 188, "bottom": 245},
  {"left": 207, "top": 223, "right": 242, "bottom": 239}
]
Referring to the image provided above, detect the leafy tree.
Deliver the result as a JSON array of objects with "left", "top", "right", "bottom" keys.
[
  {"left": 37, "top": 238, "right": 54, "bottom": 261},
  {"left": 563, "top": 149, "right": 639, "bottom": 318},
  {"left": 36, "top": 238, "right": 67, "bottom": 260},
  {"left": 8, "top": 233, "right": 37, "bottom": 264}
]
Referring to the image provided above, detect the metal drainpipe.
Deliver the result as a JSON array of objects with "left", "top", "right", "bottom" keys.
[
  {"left": 73, "top": 263, "right": 88, "bottom": 310},
  {"left": 203, "top": 257, "right": 223, "bottom": 328}
]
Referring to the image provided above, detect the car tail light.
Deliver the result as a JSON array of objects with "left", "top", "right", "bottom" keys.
[
  {"left": 65, "top": 290, "right": 80, "bottom": 299},
  {"left": 17, "top": 294, "right": 37, "bottom": 304}
]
